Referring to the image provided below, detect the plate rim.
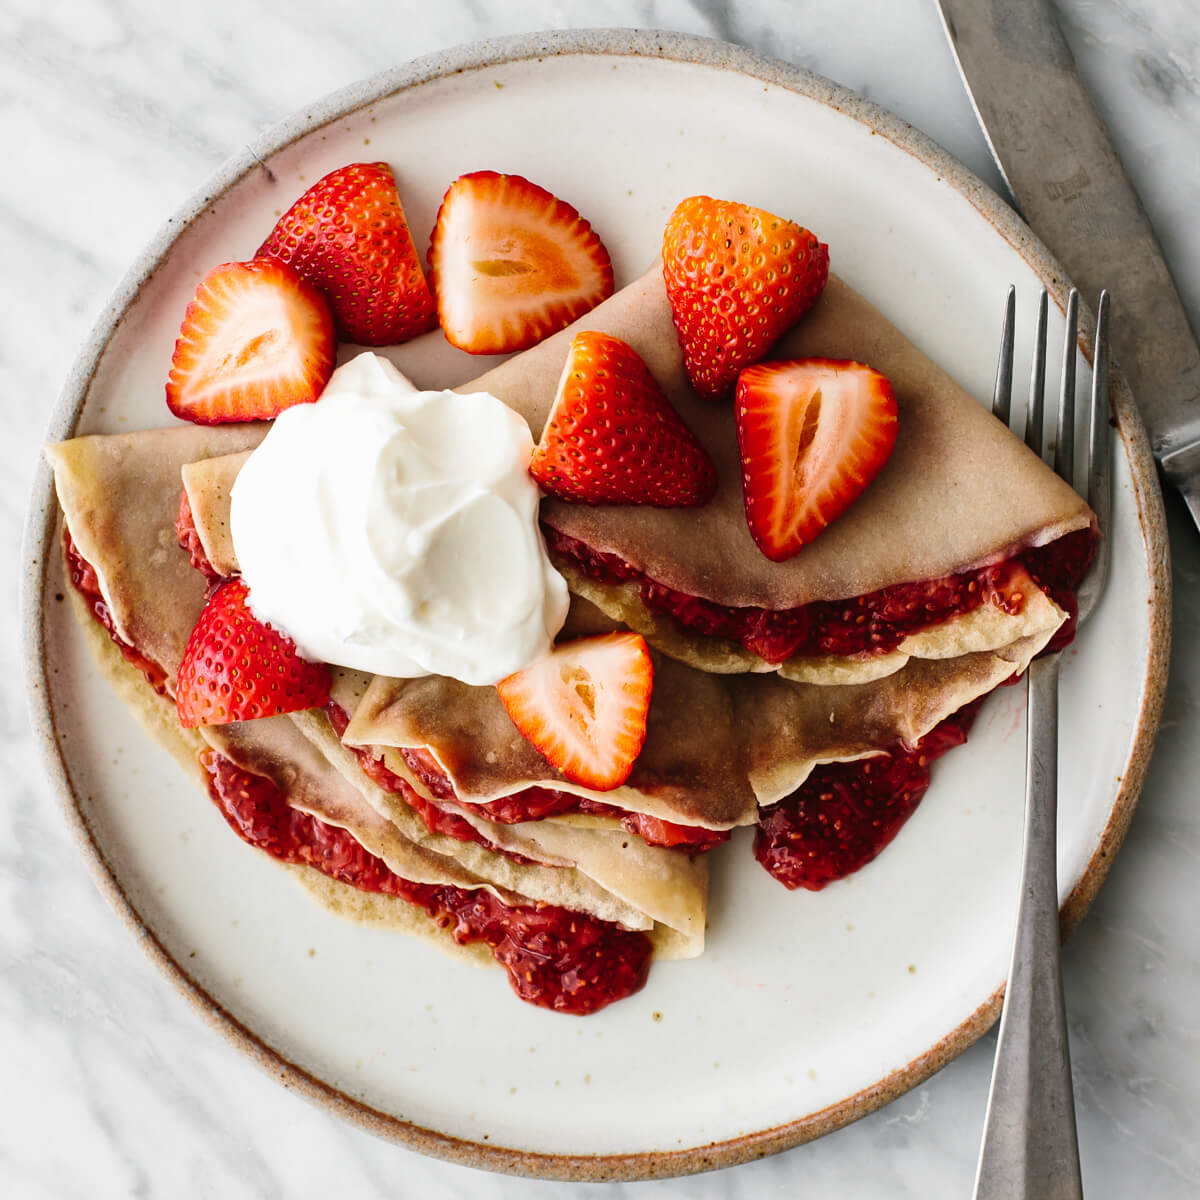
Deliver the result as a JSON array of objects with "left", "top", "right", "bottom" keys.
[{"left": 19, "top": 28, "right": 1171, "bottom": 1181}]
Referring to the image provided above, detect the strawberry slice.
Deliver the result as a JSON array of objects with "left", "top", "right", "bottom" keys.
[
  {"left": 257, "top": 162, "right": 437, "bottom": 346},
  {"left": 176, "top": 578, "right": 331, "bottom": 728},
  {"left": 428, "top": 171, "right": 614, "bottom": 354},
  {"left": 736, "top": 358, "right": 898, "bottom": 561},
  {"left": 662, "top": 196, "right": 829, "bottom": 401},
  {"left": 166, "top": 259, "right": 335, "bottom": 424},
  {"left": 496, "top": 634, "right": 653, "bottom": 791},
  {"left": 529, "top": 330, "right": 717, "bottom": 506}
]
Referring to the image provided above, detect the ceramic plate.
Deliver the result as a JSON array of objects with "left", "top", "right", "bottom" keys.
[{"left": 22, "top": 31, "right": 1169, "bottom": 1180}]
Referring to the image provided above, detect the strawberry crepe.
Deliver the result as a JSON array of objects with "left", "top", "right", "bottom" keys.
[
  {"left": 458, "top": 266, "right": 1093, "bottom": 682},
  {"left": 45, "top": 249, "right": 1095, "bottom": 1008},
  {"left": 46, "top": 426, "right": 706, "bottom": 1016}
]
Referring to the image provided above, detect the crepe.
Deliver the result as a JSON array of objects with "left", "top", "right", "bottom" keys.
[
  {"left": 183, "top": 452, "right": 1059, "bottom": 831},
  {"left": 47, "top": 427, "right": 706, "bottom": 964},
  {"left": 173, "top": 274, "right": 1086, "bottom": 683},
  {"left": 347, "top": 618, "right": 1050, "bottom": 820},
  {"left": 454, "top": 267, "right": 1092, "bottom": 679}
]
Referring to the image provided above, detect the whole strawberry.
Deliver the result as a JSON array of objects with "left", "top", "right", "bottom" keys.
[
  {"left": 176, "top": 578, "right": 331, "bottom": 728},
  {"left": 662, "top": 196, "right": 829, "bottom": 401},
  {"left": 530, "top": 330, "right": 717, "bottom": 506},
  {"left": 257, "top": 162, "right": 436, "bottom": 346}
]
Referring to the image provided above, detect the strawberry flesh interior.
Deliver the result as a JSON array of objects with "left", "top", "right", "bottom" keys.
[
  {"left": 201, "top": 747, "right": 652, "bottom": 1014},
  {"left": 544, "top": 526, "right": 1097, "bottom": 664}
]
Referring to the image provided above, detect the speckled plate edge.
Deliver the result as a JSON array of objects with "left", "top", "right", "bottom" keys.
[{"left": 20, "top": 28, "right": 1171, "bottom": 1182}]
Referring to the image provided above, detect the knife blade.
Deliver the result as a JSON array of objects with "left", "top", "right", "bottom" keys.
[{"left": 935, "top": 0, "right": 1200, "bottom": 531}]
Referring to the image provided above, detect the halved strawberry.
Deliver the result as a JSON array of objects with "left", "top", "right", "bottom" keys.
[
  {"left": 166, "top": 259, "right": 335, "bottom": 424},
  {"left": 496, "top": 634, "right": 653, "bottom": 791},
  {"left": 176, "top": 578, "right": 331, "bottom": 728},
  {"left": 662, "top": 196, "right": 829, "bottom": 401},
  {"left": 530, "top": 330, "right": 717, "bottom": 506},
  {"left": 428, "top": 171, "right": 614, "bottom": 354},
  {"left": 736, "top": 359, "right": 898, "bottom": 561},
  {"left": 257, "top": 162, "right": 436, "bottom": 346}
]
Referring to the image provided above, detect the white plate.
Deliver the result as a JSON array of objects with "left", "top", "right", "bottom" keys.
[{"left": 22, "top": 31, "right": 1168, "bottom": 1180}]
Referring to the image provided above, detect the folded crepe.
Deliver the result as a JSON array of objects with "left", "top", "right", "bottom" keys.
[
  {"left": 46, "top": 427, "right": 706, "bottom": 982},
  {"left": 183, "top": 450, "right": 1056, "bottom": 834},
  {"left": 453, "top": 267, "right": 1092, "bottom": 682}
]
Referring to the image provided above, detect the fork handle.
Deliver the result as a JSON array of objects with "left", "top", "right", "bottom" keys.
[{"left": 973, "top": 653, "right": 1083, "bottom": 1199}]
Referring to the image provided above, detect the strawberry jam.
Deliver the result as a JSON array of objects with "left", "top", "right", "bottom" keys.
[
  {"left": 201, "top": 748, "right": 652, "bottom": 1014},
  {"left": 754, "top": 701, "right": 982, "bottom": 889},
  {"left": 333, "top": 704, "right": 725, "bottom": 853},
  {"left": 544, "top": 527, "right": 1097, "bottom": 665},
  {"left": 63, "top": 527, "right": 170, "bottom": 696},
  {"left": 175, "top": 489, "right": 220, "bottom": 579},
  {"left": 326, "top": 703, "right": 532, "bottom": 860},
  {"left": 395, "top": 743, "right": 728, "bottom": 853}
]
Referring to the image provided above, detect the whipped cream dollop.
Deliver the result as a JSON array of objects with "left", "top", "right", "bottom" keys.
[{"left": 230, "top": 352, "right": 568, "bottom": 686}]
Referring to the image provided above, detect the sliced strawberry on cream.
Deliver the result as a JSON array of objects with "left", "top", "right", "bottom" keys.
[
  {"left": 429, "top": 170, "right": 614, "bottom": 354},
  {"left": 530, "top": 330, "right": 717, "bottom": 506},
  {"left": 497, "top": 633, "right": 654, "bottom": 791},
  {"left": 662, "top": 196, "right": 829, "bottom": 401},
  {"left": 176, "top": 578, "right": 331, "bottom": 728},
  {"left": 257, "top": 161, "right": 437, "bottom": 347},
  {"left": 165, "top": 258, "right": 335, "bottom": 424},
  {"left": 736, "top": 358, "right": 899, "bottom": 561}
]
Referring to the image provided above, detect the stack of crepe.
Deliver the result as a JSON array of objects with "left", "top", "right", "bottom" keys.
[{"left": 46, "top": 264, "right": 1093, "bottom": 1006}]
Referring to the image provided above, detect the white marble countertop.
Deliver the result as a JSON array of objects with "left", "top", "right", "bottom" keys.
[{"left": 4, "top": 1, "right": 1198, "bottom": 1196}]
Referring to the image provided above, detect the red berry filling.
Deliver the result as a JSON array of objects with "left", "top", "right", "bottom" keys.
[
  {"left": 395, "top": 743, "right": 728, "bottom": 853},
  {"left": 754, "top": 700, "right": 983, "bottom": 889},
  {"left": 175, "top": 489, "right": 220, "bottom": 579},
  {"left": 201, "top": 747, "right": 651, "bottom": 1013},
  {"left": 63, "top": 527, "right": 170, "bottom": 696},
  {"left": 544, "top": 526, "right": 1097, "bottom": 665},
  {"left": 326, "top": 703, "right": 535, "bottom": 863}
]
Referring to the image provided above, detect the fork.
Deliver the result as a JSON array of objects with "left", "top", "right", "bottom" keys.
[{"left": 972, "top": 286, "right": 1111, "bottom": 1200}]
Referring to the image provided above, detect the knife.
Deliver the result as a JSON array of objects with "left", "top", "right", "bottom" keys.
[{"left": 935, "top": 0, "right": 1200, "bottom": 531}]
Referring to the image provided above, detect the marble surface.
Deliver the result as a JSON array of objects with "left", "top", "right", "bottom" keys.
[{"left": 4, "top": 0, "right": 1198, "bottom": 1195}]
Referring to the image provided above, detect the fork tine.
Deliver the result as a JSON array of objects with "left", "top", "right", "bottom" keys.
[
  {"left": 1027, "top": 289, "right": 1048, "bottom": 456},
  {"left": 993, "top": 286, "right": 1015, "bottom": 421},
  {"left": 1056, "top": 289, "right": 1079, "bottom": 484},
  {"left": 1088, "top": 291, "right": 1112, "bottom": 527},
  {"left": 1076, "top": 290, "right": 1112, "bottom": 625}
]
